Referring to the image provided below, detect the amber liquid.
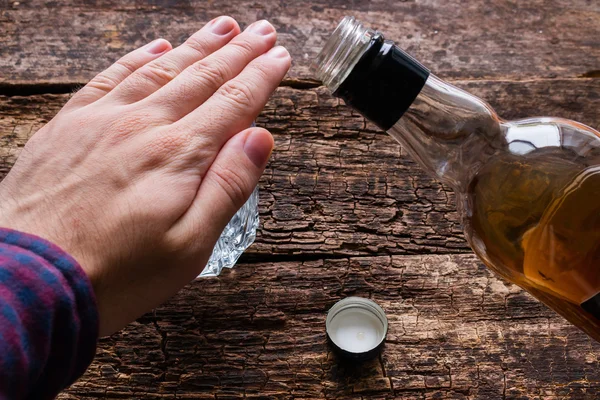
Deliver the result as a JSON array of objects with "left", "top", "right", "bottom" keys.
[{"left": 466, "top": 145, "right": 600, "bottom": 340}]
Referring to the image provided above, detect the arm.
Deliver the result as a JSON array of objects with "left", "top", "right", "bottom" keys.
[
  {"left": 0, "top": 15, "right": 290, "bottom": 397},
  {"left": 0, "top": 228, "right": 98, "bottom": 400}
]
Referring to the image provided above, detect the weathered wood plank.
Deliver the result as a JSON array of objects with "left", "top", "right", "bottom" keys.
[
  {"left": 1, "top": 0, "right": 599, "bottom": 85},
  {"left": 1, "top": 78, "right": 598, "bottom": 258},
  {"left": 58, "top": 254, "right": 600, "bottom": 399}
]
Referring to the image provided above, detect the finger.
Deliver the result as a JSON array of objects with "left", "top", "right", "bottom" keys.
[
  {"left": 139, "top": 20, "right": 277, "bottom": 121},
  {"left": 166, "top": 127, "right": 273, "bottom": 255},
  {"left": 65, "top": 39, "right": 172, "bottom": 110},
  {"left": 175, "top": 45, "right": 290, "bottom": 153},
  {"left": 107, "top": 16, "right": 240, "bottom": 104}
]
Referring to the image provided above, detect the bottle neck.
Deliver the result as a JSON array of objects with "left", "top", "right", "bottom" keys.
[
  {"left": 314, "top": 17, "right": 430, "bottom": 131},
  {"left": 312, "top": 16, "right": 374, "bottom": 93},
  {"left": 314, "top": 17, "right": 504, "bottom": 189},
  {"left": 387, "top": 74, "right": 503, "bottom": 189}
]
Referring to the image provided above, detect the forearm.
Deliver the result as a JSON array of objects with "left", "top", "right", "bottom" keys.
[{"left": 0, "top": 228, "right": 98, "bottom": 400}]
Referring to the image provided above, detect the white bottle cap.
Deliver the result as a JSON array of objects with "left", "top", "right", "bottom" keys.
[{"left": 326, "top": 297, "right": 388, "bottom": 360}]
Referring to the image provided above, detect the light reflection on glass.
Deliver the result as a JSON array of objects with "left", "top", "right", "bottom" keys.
[{"left": 506, "top": 122, "right": 561, "bottom": 155}]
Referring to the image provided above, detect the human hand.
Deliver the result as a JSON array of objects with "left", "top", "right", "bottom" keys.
[{"left": 0, "top": 17, "right": 290, "bottom": 336}]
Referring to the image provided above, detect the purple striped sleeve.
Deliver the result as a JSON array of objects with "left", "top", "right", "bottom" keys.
[{"left": 0, "top": 228, "right": 99, "bottom": 399}]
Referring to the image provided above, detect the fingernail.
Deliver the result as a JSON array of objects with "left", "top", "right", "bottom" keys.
[
  {"left": 208, "top": 16, "right": 236, "bottom": 35},
  {"left": 145, "top": 39, "right": 170, "bottom": 54},
  {"left": 244, "top": 130, "right": 273, "bottom": 168},
  {"left": 266, "top": 46, "right": 289, "bottom": 59},
  {"left": 246, "top": 20, "right": 274, "bottom": 36}
]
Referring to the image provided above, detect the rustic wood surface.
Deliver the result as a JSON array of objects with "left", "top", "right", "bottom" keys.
[
  {"left": 1, "top": 0, "right": 600, "bottom": 398},
  {"left": 1, "top": 0, "right": 600, "bottom": 87}
]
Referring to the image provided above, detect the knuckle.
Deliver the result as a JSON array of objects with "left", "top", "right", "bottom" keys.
[
  {"left": 184, "top": 34, "right": 212, "bottom": 56},
  {"left": 138, "top": 61, "right": 180, "bottom": 86},
  {"left": 251, "top": 60, "right": 272, "bottom": 82},
  {"left": 191, "top": 57, "right": 232, "bottom": 88},
  {"left": 210, "top": 164, "right": 249, "bottom": 209},
  {"left": 114, "top": 57, "right": 139, "bottom": 75},
  {"left": 164, "top": 79, "right": 196, "bottom": 108},
  {"left": 85, "top": 55, "right": 140, "bottom": 93},
  {"left": 163, "top": 229, "right": 193, "bottom": 256},
  {"left": 86, "top": 73, "right": 120, "bottom": 93},
  {"left": 219, "top": 80, "right": 255, "bottom": 109},
  {"left": 229, "top": 38, "right": 255, "bottom": 57}
]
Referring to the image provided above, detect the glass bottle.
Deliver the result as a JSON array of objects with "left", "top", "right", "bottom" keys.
[
  {"left": 199, "top": 186, "right": 259, "bottom": 277},
  {"left": 199, "top": 122, "right": 260, "bottom": 277},
  {"left": 314, "top": 17, "right": 600, "bottom": 341}
]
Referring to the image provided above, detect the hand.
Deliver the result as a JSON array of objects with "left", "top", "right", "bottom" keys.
[{"left": 0, "top": 17, "right": 291, "bottom": 336}]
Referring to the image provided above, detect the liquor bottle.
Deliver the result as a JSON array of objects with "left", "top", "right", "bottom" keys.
[{"left": 314, "top": 17, "right": 600, "bottom": 341}]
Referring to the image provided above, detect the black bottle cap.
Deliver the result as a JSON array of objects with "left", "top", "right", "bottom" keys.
[{"left": 333, "top": 34, "right": 430, "bottom": 131}]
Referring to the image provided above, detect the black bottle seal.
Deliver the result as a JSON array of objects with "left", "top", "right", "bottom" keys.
[{"left": 333, "top": 33, "right": 430, "bottom": 131}]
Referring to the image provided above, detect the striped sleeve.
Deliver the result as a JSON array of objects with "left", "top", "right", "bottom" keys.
[{"left": 0, "top": 228, "right": 99, "bottom": 400}]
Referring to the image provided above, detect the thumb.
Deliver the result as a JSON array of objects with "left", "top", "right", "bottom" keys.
[{"left": 168, "top": 127, "right": 273, "bottom": 257}]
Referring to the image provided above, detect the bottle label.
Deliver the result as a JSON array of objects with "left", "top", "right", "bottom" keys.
[{"left": 581, "top": 293, "right": 600, "bottom": 319}]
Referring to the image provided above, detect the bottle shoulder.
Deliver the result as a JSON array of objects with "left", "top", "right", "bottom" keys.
[{"left": 498, "top": 117, "right": 600, "bottom": 160}]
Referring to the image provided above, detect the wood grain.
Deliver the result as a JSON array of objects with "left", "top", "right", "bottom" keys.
[
  {"left": 1, "top": 0, "right": 599, "bottom": 86},
  {"left": 57, "top": 254, "right": 600, "bottom": 399},
  {"left": 1, "top": 78, "right": 598, "bottom": 259},
  {"left": 3, "top": 1, "right": 600, "bottom": 394},
  {"left": 4, "top": 79, "right": 599, "bottom": 397}
]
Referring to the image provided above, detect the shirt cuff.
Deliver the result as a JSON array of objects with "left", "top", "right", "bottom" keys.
[{"left": 0, "top": 228, "right": 98, "bottom": 398}]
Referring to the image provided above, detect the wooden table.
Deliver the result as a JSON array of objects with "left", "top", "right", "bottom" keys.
[{"left": 2, "top": 1, "right": 600, "bottom": 398}]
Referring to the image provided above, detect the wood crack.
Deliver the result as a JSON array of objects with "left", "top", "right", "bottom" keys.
[
  {"left": 2, "top": 75, "right": 599, "bottom": 97},
  {"left": 0, "top": 82, "right": 82, "bottom": 97},
  {"left": 62, "top": 252, "right": 600, "bottom": 399}
]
